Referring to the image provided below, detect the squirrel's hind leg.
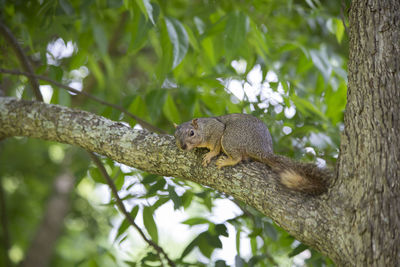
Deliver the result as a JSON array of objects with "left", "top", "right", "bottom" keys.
[{"left": 216, "top": 156, "right": 242, "bottom": 169}]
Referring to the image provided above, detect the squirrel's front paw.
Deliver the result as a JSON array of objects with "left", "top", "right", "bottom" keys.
[{"left": 202, "top": 153, "right": 213, "bottom": 167}]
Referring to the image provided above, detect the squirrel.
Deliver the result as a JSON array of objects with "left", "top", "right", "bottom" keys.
[{"left": 174, "top": 113, "right": 331, "bottom": 195}]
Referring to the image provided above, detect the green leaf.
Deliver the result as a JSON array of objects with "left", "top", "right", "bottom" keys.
[
  {"left": 248, "top": 227, "right": 262, "bottom": 238},
  {"left": 215, "top": 260, "right": 229, "bottom": 267},
  {"left": 184, "top": 24, "right": 200, "bottom": 51},
  {"left": 135, "top": 0, "right": 155, "bottom": 25},
  {"left": 197, "top": 232, "right": 215, "bottom": 258},
  {"left": 92, "top": 23, "right": 108, "bottom": 55},
  {"left": 310, "top": 49, "right": 331, "bottom": 80},
  {"left": 87, "top": 55, "right": 105, "bottom": 89},
  {"left": 248, "top": 21, "right": 268, "bottom": 62},
  {"left": 89, "top": 167, "right": 106, "bottom": 184},
  {"left": 180, "top": 235, "right": 198, "bottom": 259},
  {"left": 325, "top": 81, "right": 347, "bottom": 125},
  {"left": 152, "top": 196, "right": 170, "bottom": 210},
  {"left": 201, "top": 37, "right": 216, "bottom": 66},
  {"left": 235, "top": 255, "right": 245, "bottom": 267},
  {"left": 288, "top": 243, "right": 309, "bottom": 257},
  {"left": 208, "top": 234, "right": 222, "bottom": 248},
  {"left": 263, "top": 222, "right": 278, "bottom": 241},
  {"left": 113, "top": 170, "right": 125, "bottom": 191},
  {"left": 142, "top": 174, "right": 160, "bottom": 184},
  {"left": 115, "top": 218, "right": 130, "bottom": 242},
  {"left": 225, "top": 11, "right": 249, "bottom": 60},
  {"left": 130, "top": 5, "right": 153, "bottom": 53},
  {"left": 196, "top": 191, "right": 213, "bottom": 211},
  {"left": 181, "top": 217, "right": 210, "bottom": 226},
  {"left": 181, "top": 191, "right": 194, "bottom": 209},
  {"left": 146, "top": 89, "right": 167, "bottom": 121},
  {"left": 215, "top": 224, "right": 228, "bottom": 237},
  {"left": 141, "top": 251, "right": 160, "bottom": 263},
  {"left": 163, "top": 93, "right": 181, "bottom": 123},
  {"left": 57, "top": 89, "right": 71, "bottom": 107},
  {"left": 143, "top": 206, "right": 158, "bottom": 244},
  {"left": 128, "top": 96, "right": 149, "bottom": 125},
  {"left": 59, "top": 0, "right": 74, "bottom": 15},
  {"left": 167, "top": 185, "right": 182, "bottom": 210},
  {"left": 49, "top": 65, "right": 63, "bottom": 82},
  {"left": 236, "top": 228, "right": 241, "bottom": 255},
  {"left": 292, "top": 94, "right": 327, "bottom": 121},
  {"left": 164, "top": 17, "right": 189, "bottom": 69},
  {"left": 334, "top": 18, "right": 345, "bottom": 43},
  {"left": 146, "top": 179, "right": 166, "bottom": 196},
  {"left": 250, "top": 236, "right": 257, "bottom": 254},
  {"left": 156, "top": 22, "right": 173, "bottom": 82},
  {"left": 249, "top": 255, "right": 268, "bottom": 266},
  {"left": 130, "top": 205, "right": 140, "bottom": 220}
]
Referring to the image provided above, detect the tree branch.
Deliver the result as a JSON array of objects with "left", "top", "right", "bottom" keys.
[
  {"left": 88, "top": 152, "right": 175, "bottom": 267},
  {"left": 0, "top": 22, "right": 43, "bottom": 101},
  {"left": 0, "top": 97, "right": 342, "bottom": 261},
  {"left": 0, "top": 68, "right": 165, "bottom": 134}
]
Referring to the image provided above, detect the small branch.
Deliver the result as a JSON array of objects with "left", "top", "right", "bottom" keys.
[
  {"left": 340, "top": 0, "right": 349, "bottom": 34},
  {"left": 0, "top": 68, "right": 165, "bottom": 134},
  {"left": 88, "top": 152, "right": 176, "bottom": 267},
  {"left": 0, "top": 22, "right": 43, "bottom": 102}
]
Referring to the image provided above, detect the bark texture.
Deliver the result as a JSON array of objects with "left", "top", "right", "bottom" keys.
[{"left": 335, "top": 0, "right": 400, "bottom": 265}]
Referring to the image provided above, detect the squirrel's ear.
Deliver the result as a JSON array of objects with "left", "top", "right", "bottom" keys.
[
  {"left": 173, "top": 123, "right": 178, "bottom": 129},
  {"left": 191, "top": 118, "right": 198, "bottom": 128}
]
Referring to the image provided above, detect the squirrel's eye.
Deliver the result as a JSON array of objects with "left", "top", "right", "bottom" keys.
[{"left": 189, "top": 130, "right": 195, "bottom": 136}]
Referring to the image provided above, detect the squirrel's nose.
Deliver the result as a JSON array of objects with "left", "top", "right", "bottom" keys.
[{"left": 181, "top": 143, "right": 187, "bottom": 150}]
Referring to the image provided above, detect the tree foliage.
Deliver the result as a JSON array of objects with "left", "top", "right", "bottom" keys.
[{"left": 0, "top": 0, "right": 348, "bottom": 266}]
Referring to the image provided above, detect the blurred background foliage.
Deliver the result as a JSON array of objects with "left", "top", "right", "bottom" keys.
[{"left": 0, "top": 0, "right": 348, "bottom": 266}]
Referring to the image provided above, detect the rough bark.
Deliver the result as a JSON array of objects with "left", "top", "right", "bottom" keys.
[
  {"left": 0, "top": 97, "right": 341, "bottom": 261},
  {"left": 335, "top": 0, "right": 400, "bottom": 265}
]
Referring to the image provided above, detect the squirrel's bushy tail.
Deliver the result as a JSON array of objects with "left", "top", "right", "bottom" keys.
[{"left": 259, "top": 154, "right": 331, "bottom": 195}]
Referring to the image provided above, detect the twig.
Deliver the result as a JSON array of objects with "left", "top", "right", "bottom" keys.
[
  {"left": 340, "top": 0, "right": 349, "bottom": 35},
  {"left": 88, "top": 152, "right": 176, "bottom": 267},
  {"left": 0, "top": 68, "right": 166, "bottom": 134},
  {"left": 0, "top": 22, "right": 43, "bottom": 101}
]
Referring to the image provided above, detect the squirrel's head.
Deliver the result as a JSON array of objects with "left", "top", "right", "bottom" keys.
[{"left": 174, "top": 119, "right": 203, "bottom": 151}]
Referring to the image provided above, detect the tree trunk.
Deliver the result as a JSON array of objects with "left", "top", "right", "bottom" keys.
[{"left": 334, "top": 0, "right": 400, "bottom": 265}]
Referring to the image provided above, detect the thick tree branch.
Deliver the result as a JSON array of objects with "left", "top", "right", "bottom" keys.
[
  {"left": 0, "top": 22, "right": 43, "bottom": 101},
  {"left": 0, "top": 97, "right": 342, "bottom": 261}
]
